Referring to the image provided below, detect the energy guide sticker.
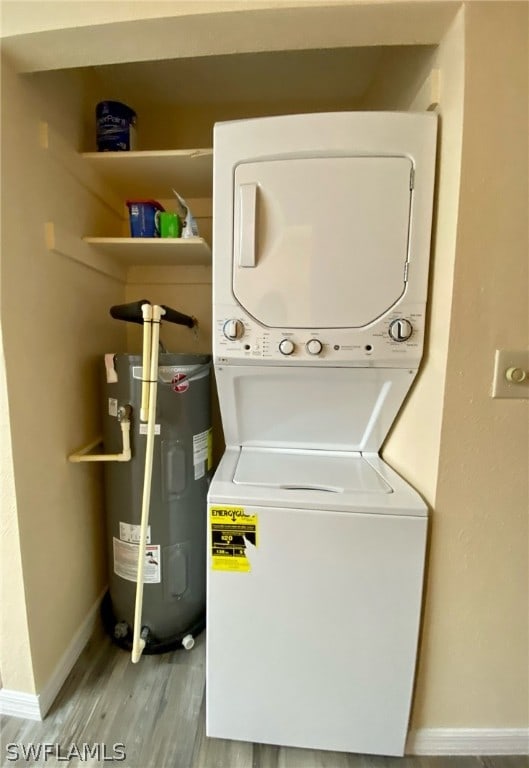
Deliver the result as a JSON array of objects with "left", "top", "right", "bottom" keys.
[{"left": 210, "top": 506, "right": 258, "bottom": 572}]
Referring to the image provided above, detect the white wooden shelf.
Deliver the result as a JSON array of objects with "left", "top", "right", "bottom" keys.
[
  {"left": 81, "top": 149, "right": 213, "bottom": 199},
  {"left": 63, "top": 150, "right": 214, "bottom": 275},
  {"left": 82, "top": 237, "right": 211, "bottom": 267}
]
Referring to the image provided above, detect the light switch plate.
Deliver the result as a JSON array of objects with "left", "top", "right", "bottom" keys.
[{"left": 492, "top": 349, "right": 529, "bottom": 399}]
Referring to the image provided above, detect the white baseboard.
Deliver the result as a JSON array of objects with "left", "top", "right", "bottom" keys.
[
  {"left": 0, "top": 689, "right": 41, "bottom": 721},
  {"left": 37, "top": 588, "right": 106, "bottom": 718},
  {"left": 0, "top": 589, "right": 105, "bottom": 721},
  {"left": 407, "top": 727, "right": 529, "bottom": 755}
]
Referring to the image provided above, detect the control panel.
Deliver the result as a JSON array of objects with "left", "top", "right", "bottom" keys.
[{"left": 215, "top": 302, "right": 426, "bottom": 367}]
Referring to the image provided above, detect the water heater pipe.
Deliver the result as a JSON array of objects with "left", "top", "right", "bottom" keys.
[
  {"left": 131, "top": 304, "right": 165, "bottom": 664},
  {"left": 68, "top": 417, "right": 131, "bottom": 463}
]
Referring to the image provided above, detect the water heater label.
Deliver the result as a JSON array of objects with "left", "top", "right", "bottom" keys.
[
  {"left": 113, "top": 538, "right": 161, "bottom": 583},
  {"left": 210, "top": 506, "right": 258, "bottom": 572},
  {"left": 119, "top": 522, "right": 151, "bottom": 544},
  {"left": 193, "top": 428, "right": 213, "bottom": 480},
  {"left": 139, "top": 424, "right": 161, "bottom": 435}
]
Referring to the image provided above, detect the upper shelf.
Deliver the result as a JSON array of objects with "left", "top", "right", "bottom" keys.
[{"left": 81, "top": 149, "right": 213, "bottom": 199}]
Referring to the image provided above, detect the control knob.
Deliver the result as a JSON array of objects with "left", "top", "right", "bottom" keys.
[
  {"left": 389, "top": 318, "right": 413, "bottom": 342},
  {"left": 223, "top": 319, "right": 244, "bottom": 340},
  {"left": 279, "top": 339, "right": 295, "bottom": 356},
  {"left": 306, "top": 338, "right": 323, "bottom": 356}
]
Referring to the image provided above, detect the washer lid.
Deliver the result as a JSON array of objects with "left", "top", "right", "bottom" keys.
[
  {"left": 215, "top": 366, "right": 416, "bottom": 454},
  {"left": 234, "top": 447, "right": 392, "bottom": 494},
  {"left": 233, "top": 155, "right": 413, "bottom": 329}
]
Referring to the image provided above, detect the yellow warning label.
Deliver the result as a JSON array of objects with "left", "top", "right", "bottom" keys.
[{"left": 210, "top": 506, "right": 258, "bottom": 572}]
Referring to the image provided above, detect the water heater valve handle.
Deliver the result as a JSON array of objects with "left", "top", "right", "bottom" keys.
[{"left": 117, "top": 404, "right": 132, "bottom": 422}]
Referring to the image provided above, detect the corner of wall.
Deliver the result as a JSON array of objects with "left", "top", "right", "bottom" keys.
[{"left": 0, "top": 334, "right": 35, "bottom": 694}]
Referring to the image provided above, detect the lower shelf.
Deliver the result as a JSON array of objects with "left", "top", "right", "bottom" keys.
[{"left": 82, "top": 237, "right": 212, "bottom": 266}]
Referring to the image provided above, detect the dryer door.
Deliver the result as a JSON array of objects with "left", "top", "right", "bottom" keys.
[{"left": 233, "top": 156, "right": 413, "bottom": 329}]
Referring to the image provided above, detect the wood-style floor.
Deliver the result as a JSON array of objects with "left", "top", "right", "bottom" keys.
[{"left": 1, "top": 627, "right": 526, "bottom": 768}]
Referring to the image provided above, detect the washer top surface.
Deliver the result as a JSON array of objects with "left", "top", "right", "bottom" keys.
[
  {"left": 234, "top": 446, "right": 391, "bottom": 494},
  {"left": 208, "top": 448, "right": 428, "bottom": 517}
]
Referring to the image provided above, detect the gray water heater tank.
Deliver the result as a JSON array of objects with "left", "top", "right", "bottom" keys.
[{"left": 101, "top": 352, "right": 212, "bottom": 652}]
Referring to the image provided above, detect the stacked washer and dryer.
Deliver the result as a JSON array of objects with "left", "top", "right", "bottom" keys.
[{"left": 206, "top": 112, "right": 437, "bottom": 757}]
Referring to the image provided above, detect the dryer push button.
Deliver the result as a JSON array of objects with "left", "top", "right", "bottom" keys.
[
  {"left": 279, "top": 339, "right": 295, "bottom": 356},
  {"left": 306, "top": 338, "right": 323, "bottom": 356}
]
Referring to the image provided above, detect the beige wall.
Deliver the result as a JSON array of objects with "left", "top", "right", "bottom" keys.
[
  {"left": 414, "top": 1, "right": 528, "bottom": 728},
  {"left": 0, "top": 1, "right": 346, "bottom": 37},
  {"left": 0, "top": 1, "right": 458, "bottom": 73},
  {"left": 129, "top": 99, "right": 359, "bottom": 151},
  {"left": 0, "top": 335, "right": 35, "bottom": 693},
  {"left": 0, "top": 58, "right": 126, "bottom": 692}
]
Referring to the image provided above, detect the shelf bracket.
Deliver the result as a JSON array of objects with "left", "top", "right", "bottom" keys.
[
  {"left": 39, "top": 121, "right": 124, "bottom": 218},
  {"left": 45, "top": 222, "right": 126, "bottom": 283}
]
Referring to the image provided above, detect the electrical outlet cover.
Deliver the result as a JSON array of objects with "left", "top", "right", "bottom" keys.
[{"left": 491, "top": 349, "right": 529, "bottom": 399}]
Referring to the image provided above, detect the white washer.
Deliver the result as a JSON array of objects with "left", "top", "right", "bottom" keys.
[{"left": 207, "top": 112, "right": 437, "bottom": 757}]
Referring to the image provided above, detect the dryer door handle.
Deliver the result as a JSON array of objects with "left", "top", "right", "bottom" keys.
[{"left": 238, "top": 183, "right": 258, "bottom": 268}]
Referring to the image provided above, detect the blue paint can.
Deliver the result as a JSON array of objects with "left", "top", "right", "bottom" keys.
[
  {"left": 126, "top": 200, "right": 165, "bottom": 237},
  {"left": 96, "top": 101, "right": 137, "bottom": 152}
]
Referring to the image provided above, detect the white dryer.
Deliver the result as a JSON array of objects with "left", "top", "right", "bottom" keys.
[{"left": 207, "top": 112, "right": 437, "bottom": 757}]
